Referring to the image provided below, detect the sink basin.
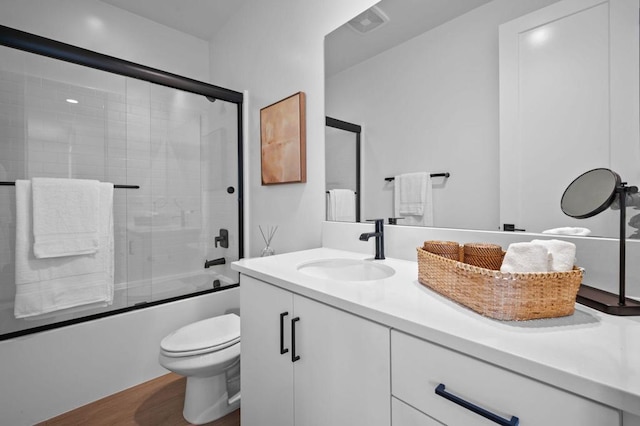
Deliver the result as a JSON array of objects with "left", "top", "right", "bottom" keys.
[{"left": 297, "top": 258, "right": 395, "bottom": 282}]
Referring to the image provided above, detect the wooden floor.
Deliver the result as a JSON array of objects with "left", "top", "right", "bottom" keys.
[{"left": 38, "top": 373, "right": 240, "bottom": 426}]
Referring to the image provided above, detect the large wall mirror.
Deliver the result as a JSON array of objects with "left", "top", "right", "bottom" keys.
[{"left": 325, "top": 0, "right": 640, "bottom": 238}]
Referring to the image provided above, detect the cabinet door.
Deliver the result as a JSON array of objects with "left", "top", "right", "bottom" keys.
[
  {"left": 625, "top": 412, "right": 640, "bottom": 426},
  {"left": 240, "top": 275, "right": 295, "bottom": 426},
  {"left": 293, "top": 295, "right": 390, "bottom": 426}
]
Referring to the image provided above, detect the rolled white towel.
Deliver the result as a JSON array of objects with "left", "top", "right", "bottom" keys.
[
  {"left": 531, "top": 239, "right": 576, "bottom": 272},
  {"left": 542, "top": 227, "right": 591, "bottom": 236},
  {"left": 500, "top": 242, "right": 550, "bottom": 273}
]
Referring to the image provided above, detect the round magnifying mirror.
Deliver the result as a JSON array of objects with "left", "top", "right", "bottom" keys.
[{"left": 561, "top": 168, "right": 621, "bottom": 219}]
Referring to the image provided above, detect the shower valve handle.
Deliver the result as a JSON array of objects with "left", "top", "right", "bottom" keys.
[{"left": 215, "top": 229, "right": 229, "bottom": 248}]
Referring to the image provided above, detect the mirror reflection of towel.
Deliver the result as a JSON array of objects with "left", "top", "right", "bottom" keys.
[
  {"left": 326, "top": 189, "right": 356, "bottom": 222},
  {"left": 542, "top": 227, "right": 591, "bottom": 236},
  {"left": 394, "top": 172, "right": 433, "bottom": 226}
]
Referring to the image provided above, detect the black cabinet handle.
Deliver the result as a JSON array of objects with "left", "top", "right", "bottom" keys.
[
  {"left": 435, "top": 384, "right": 519, "bottom": 426},
  {"left": 279, "top": 312, "right": 289, "bottom": 355},
  {"left": 291, "top": 317, "right": 300, "bottom": 362}
]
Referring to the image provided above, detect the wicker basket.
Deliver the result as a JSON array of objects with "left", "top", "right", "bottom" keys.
[
  {"left": 417, "top": 247, "right": 583, "bottom": 321},
  {"left": 463, "top": 243, "right": 504, "bottom": 270},
  {"left": 423, "top": 240, "right": 462, "bottom": 261}
]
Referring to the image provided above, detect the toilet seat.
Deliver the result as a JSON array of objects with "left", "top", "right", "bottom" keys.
[{"left": 160, "top": 313, "right": 240, "bottom": 358}]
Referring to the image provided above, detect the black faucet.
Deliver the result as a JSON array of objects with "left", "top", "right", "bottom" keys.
[
  {"left": 204, "top": 257, "right": 226, "bottom": 268},
  {"left": 359, "top": 219, "right": 385, "bottom": 260}
]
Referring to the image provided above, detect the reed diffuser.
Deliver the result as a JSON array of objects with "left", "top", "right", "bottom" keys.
[{"left": 259, "top": 225, "right": 278, "bottom": 257}]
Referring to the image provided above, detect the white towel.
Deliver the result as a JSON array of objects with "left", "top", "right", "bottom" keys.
[
  {"left": 500, "top": 242, "right": 550, "bottom": 273},
  {"left": 32, "top": 177, "right": 100, "bottom": 258},
  {"left": 14, "top": 180, "right": 114, "bottom": 319},
  {"left": 531, "top": 239, "right": 576, "bottom": 272},
  {"left": 542, "top": 227, "right": 591, "bottom": 236},
  {"left": 326, "top": 189, "right": 356, "bottom": 222},
  {"left": 394, "top": 172, "right": 433, "bottom": 226}
]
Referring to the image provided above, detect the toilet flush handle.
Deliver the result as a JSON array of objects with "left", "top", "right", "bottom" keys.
[{"left": 228, "top": 391, "right": 241, "bottom": 406}]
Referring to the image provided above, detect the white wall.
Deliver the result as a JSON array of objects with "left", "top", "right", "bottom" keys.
[
  {"left": 326, "top": 0, "right": 560, "bottom": 231},
  {"left": 0, "top": 1, "right": 240, "bottom": 424},
  {"left": 0, "top": 0, "right": 210, "bottom": 81},
  {"left": 209, "top": 0, "right": 379, "bottom": 257}
]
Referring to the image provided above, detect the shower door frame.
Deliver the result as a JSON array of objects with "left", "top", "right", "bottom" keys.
[
  {"left": 326, "top": 116, "right": 361, "bottom": 222},
  {"left": 0, "top": 24, "right": 244, "bottom": 340}
]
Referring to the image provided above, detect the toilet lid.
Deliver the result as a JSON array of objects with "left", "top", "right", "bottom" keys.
[{"left": 160, "top": 313, "right": 240, "bottom": 354}]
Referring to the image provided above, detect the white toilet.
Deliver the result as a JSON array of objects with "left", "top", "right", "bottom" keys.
[{"left": 159, "top": 313, "right": 241, "bottom": 425}]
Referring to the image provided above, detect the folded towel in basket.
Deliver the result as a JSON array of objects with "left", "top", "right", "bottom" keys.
[
  {"left": 500, "top": 242, "right": 550, "bottom": 273},
  {"left": 532, "top": 239, "right": 576, "bottom": 272}
]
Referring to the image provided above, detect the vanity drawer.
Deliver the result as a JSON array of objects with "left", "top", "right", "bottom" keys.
[
  {"left": 392, "top": 396, "right": 443, "bottom": 425},
  {"left": 391, "top": 330, "right": 620, "bottom": 426}
]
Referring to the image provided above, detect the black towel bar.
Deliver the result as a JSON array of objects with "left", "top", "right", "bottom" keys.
[
  {"left": 0, "top": 181, "right": 139, "bottom": 189},
  {"left": 385, "top": 172, "right": 450, "bottom": 182}
]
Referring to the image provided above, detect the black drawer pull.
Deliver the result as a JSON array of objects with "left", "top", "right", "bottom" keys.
[
  {"left": 435, "top": 384, "right": 519, "bottom": 426},
  {"left": 291, "top": 317, "right": 300, "bottom": 362},
  {"left": 279, "top": 312, "right": 289, "bottom": 355}
]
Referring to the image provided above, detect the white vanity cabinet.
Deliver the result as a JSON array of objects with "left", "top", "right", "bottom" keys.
[
  {"left": 391, "top": 330, "right": 621, "bottom": 426},
  {"left": 240, "top": 274, "right": 391, "bottom": 426},
  {"left": 392, "top": 397, "right": 444, "bottom": 425}
]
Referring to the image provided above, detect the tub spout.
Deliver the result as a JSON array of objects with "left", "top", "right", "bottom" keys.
[{"left": 204, "top": 257, "right": 226, "bottom": 268}]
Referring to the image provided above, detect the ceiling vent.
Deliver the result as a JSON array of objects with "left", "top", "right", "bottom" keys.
[{"left": 347, "top": 6, "right": 389, "bottom": 35}]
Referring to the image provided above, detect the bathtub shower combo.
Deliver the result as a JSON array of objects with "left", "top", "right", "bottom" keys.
[{"left": 0, "top": 25, "right": 243, "bottom": 340}]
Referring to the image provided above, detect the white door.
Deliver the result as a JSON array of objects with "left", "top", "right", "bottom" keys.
[
  {"left": 293, "top": 294, "right": 390, "bottom": 426},
  {"left": 240, "top": 275, "right": 295, "bottom": 426},
  {"left": 499, "top": 0, "right": 640, "bottom": 236}
]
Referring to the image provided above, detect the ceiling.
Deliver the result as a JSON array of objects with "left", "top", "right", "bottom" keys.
[
  {"left": 99, "top": 0, "right": 249, "bottom": 41},
  {"left": 325, "top": 0, "right": 492, "bottom": 76},
  {"left": 98, "top": 0, "right": 491, "bottom": 75}
]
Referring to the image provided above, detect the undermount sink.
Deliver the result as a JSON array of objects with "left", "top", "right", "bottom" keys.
[{"left": 297, "top": 258, "right": 395, "bottom": 282}]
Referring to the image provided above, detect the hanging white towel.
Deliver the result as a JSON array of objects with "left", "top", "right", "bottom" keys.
[
  {"left": 393, "top": 172, "right": 433, "bottom": 226},
  {"left": 14, "top": 180, "right": 114, "bottom": 319},
  {"left": 327, "top": 189, "right": 356, "bottom": 222},
  {"left": 32, "top": 177, "right": 100, "bottom": 258}
]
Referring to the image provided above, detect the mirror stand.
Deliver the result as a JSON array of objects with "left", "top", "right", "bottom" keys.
[{"left": 577, "top": 183, "right": 640, "bottom": 315}]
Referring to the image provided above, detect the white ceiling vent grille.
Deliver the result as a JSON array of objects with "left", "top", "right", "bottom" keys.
[{"left": 347, "top": 6, "right": 389, "bottom": 34}]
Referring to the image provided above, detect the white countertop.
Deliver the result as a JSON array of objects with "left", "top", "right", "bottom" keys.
[{"left": 232, "top": 247, "right": 640, "bottom": 416}]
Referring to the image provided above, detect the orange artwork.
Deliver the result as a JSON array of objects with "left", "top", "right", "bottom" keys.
[{"left": 260, "top": 92, "right": 306, "bottom": 184}]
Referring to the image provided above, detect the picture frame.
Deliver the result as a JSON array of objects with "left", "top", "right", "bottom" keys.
[{"left": 260, "top": 92, "right": 306, "bottom": 184}]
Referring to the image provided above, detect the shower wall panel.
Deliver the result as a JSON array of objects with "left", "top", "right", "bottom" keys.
[{"left": 0, "top": 46, "right": 239, "bottom": 337}]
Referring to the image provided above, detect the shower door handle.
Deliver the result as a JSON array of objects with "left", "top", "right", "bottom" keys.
[
  {"left": 279, "top": 311, "right": 289, "bottom": 355},
  {"left": 291, "top": 317, "right": 300, "bottom": 362}
]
